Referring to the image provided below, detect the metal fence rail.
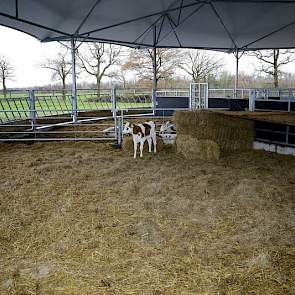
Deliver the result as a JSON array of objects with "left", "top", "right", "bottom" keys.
[
  {"left": 0, "top": 87, "right": 261, "bottom": 126},
  {"left": 208, "top": 88, "right": 250, "bottom": 100},
  {"left": 0, "top": 88, "right": 154, "bottom": 142},
  {"left": 156, "top": 89, "right": 189, "bottom": 97},
  {"left": 156, "top": 88, "right": 251, "bottom": 100},
  {"left": 1, "top": 86, "right": 294, "bottom": 142},
  {"left": 249, "top": 88, "right": 295, "bottom": 112},
  {"left": 0, "top": 88, "right": 154, "bottom": 125}
]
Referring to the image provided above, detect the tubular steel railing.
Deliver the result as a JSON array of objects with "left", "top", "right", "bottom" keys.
[
  {"left": 0, "top": 87, "right": 260, "bottom": 125},
  {"left": 208, "top": 88, "right": 250, "bottom": 100},
  {"left": 0, "top": 88, "right": 154, "bottom": 125},
  {"left": 249, "top": 88, "right": 295, "bottom": 112},
  {"left": 1, "top": 86, "right": 295, "bottom": 142},
  {"left": 0, "top": 88, "right": 153, "bottom": 142}
]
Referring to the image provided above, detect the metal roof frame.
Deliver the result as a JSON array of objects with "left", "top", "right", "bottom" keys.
[
  {"left": 2, "top": 0, "right": 295, "bottom": 122},
  {"left": 1, "top": 1, "right": 295, "bottom": 51}
]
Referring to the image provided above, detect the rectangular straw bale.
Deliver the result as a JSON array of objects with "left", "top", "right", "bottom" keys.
[
  {"left": 176, "top": 135, "right": 220, "bottom": 161},
  {"left": 174, "top": 110, "right": 254, "bottom": 152}
]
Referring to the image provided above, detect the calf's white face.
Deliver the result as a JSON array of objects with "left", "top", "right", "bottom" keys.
[
  {"left": 123, "top": 122, "right": 132, "bottom": 135},
  {"left": 160, "top": 121, "right": 176, "bottom": 135},
  {"left": 160, "top": 121, "right": 170, "bottom": 134}
]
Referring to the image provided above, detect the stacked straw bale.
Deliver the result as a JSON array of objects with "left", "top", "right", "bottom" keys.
[
  {"left": 174, "top": 110, "right": 254, "bottom": 159},
  {"left": 176, "top": 135, "right": 220, "bottom": 161}
]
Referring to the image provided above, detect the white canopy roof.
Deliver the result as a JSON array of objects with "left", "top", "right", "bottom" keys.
[{"left": 1, "top": 0, "right": 295, "bottom": 51}]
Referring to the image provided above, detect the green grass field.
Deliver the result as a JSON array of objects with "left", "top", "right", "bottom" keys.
[{"left": 0, "top": 91, "right": 152, "bottom": 122}]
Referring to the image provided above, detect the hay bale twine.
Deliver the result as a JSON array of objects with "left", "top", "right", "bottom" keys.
[
  {"left": 176, "top": 134, "right": 220, "bottom": 161},
  {"left": 122, "top": 136, "right": 165, "bottom": 152}
]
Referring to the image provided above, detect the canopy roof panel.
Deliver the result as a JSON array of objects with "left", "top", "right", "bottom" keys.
[{"left": 1, "top": 0, "right": 295, "bottom": 50}]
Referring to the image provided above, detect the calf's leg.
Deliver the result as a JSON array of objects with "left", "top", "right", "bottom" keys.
[
  {"left": 133, "top": 137, "right": 138, "bottom": 158},
  {"left": 147, "top": 137, "right": 152, "bottom": 152},
  {"left": 152, "top": 134, "right": 157, "bottom": 153},
  {"left": 140, "top": 139, "right": 144, "bottom": 158}
]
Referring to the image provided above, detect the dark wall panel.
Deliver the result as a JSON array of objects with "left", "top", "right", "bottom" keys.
[
  {"left": 255, "top": 101, "right": 289, "bottom": 111},
  {"left": 155, "top": 96, "right": 189, "bottom": 116},
  {"left": 253, "top": 120, "right": 295, "bottom": 146},
  {"left": 208, "top": 98, "right": 248, "bottom": 110}
]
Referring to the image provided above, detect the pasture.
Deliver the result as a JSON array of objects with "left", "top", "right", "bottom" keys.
[{"left": 0, "top": 141, "right": 294, "bottom": 294}]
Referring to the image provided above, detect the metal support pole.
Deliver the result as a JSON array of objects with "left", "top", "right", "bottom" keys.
[
  {"left": 29, "top": 90, "right": 36, "bottom": 130},
  {"left": 112, "top": 87, "right": 117, "bottom": 118},
  {"left": 286, "top": 125, "right": 290, "bottom": 145},
  {"left": 189, "top": 83, "right": 193, "bottom": 109},
  {"left": 112, "top": 87, "right": 119, "bottom": 144},
  {"left": 115, "top": 110, "right": 123, "bottom": 146},
  {"left": 71, "top": 38, "right": 78, "bottom": 123},
  {"left": 152, "top": 26, "right": 157, "bottom": 111},
  {"left": 249, "top": 89, "right": 255, "bottom": 111},
  {"left": 205, "top": 83, "right": 209, "bottom": 109},
  {"left": 118, "top": 114, "right": 123, "bottom": 146},
  {"left": 234, "top": 49, "right": 239, "bottom": 99}
]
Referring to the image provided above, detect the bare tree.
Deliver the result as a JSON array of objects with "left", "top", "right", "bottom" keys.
[
  {"left": 40, "top": 50, "right": 71, "bottom": 94},
  {"left": 248, "top": 49, "right": 295, "bottom": 88},
  {"left": 0, "top": 55, "right": 14, "bottom": 98},
  {"left": 124, "top": 48, "right": 180, "bottom": 88},
  {"left": 77, "top": 43, "right": 121, "bottom": 94},
  {"left": 112, "top": 68, "right": 129, "bottom": 88},
  {"left": 177, "top": 49, "right": 223, "bottom": 83}
]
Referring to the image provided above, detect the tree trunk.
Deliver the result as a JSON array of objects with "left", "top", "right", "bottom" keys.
[
  {"left": 274, "top": 68, "right": 279, "bottom": 88},
  {"left": 96, "top": 62, "right": 101, "bottom": 98},
  {"left": 273, "top": 50, "right": 279, "bottom": 88},
  {"left": 62, "top": 77, "right": 66, "bottom": 100},
  {"left": 96, "top": 75, "right": 101, "bottom": 99},
  {"left": 2, "top": 77, "right": 7, "bottom": 98}
]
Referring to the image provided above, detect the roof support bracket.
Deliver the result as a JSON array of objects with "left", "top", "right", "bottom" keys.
[
  {"left": 158, "top": 2, "right": 206, "bottom": 44},
  {"left": 74, "top": 0, "right": 102, "bottom": 35},
  {"left": 209, "top": 2, "right": 237, "bottom": 49},
  {"left": 15, "top": 0, "right": 18, "bottom": 18}
]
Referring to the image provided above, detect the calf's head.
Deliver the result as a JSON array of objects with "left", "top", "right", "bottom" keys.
[
  {"left": 123, "top": 121, "right": 133, "bottom": 135},
  {"left": 160, "top": 121, "right": 171, "bottom": 134}
]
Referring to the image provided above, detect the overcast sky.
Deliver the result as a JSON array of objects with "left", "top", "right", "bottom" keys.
[{"left": 1, "top": 25, "right": 295, "bottom": 89}]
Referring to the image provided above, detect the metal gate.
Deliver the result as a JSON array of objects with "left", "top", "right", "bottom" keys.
[
  {"left": 0, "top": 88, "right": 153, "bottom": 142},
  {"left": 189, "top": 83, "right": 208, "bottom": 109}
]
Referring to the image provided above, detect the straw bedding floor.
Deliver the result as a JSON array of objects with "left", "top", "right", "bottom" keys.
[{"left": 0, "top": 142, "right": 294, "bottom": 294}]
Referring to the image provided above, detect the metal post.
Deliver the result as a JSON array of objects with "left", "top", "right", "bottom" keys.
[
  {"left": 249, "top": 89, "right": 255, "bottom": 111},
  {"left": 114, "top": 109, "right": 123, "bottom": 147},
  {"left": 189, "top": 83, "right": 193, "bottom": 109},
  {"left": 112, "top": 87, "right": 117, "bottom": 118},
  {"left": 152, "top": 26, "right": 157, "bottom": 111},
  {"left": 118, "top": 115, "right": 123, "bottom": 146},
  {"left": 286, "top": 125, "right": 290, "bottom": 145},
  {"left": 198, "top": 85, "right": 201, "bottom": 109},
  {"left": 205, "top": 83, "right": 209, "bottom": 109},
  {"left": 234, "top": 49, "right": 239, "bottom": 99},
  {"left": 29, "top": 90, "right": 36, "bottom": 130},
  {"left": 71, "top": 38, "right": 77, "bottom": 123}
]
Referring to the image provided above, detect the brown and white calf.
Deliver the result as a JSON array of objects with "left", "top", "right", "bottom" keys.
[{"left": 123, "top": 121, "right": 157, "bottom": 158}]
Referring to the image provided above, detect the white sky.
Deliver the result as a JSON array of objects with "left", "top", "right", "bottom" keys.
[{"left": 0, "top": 25, "right": 295, "bottom": 89}]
